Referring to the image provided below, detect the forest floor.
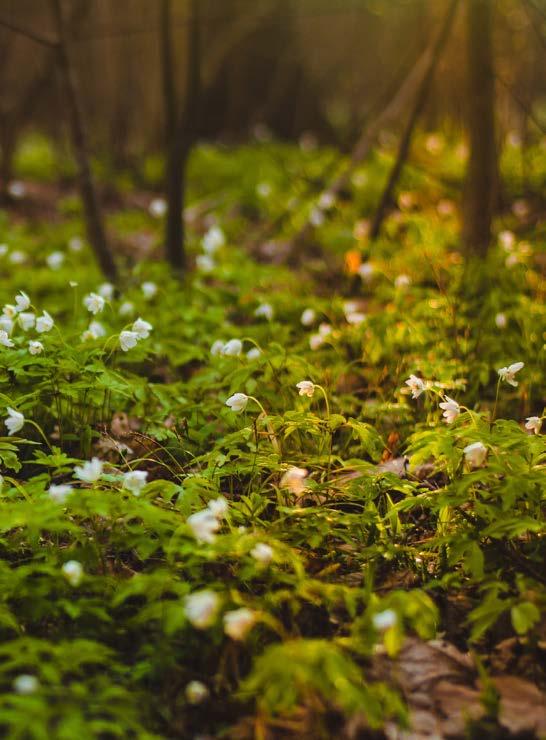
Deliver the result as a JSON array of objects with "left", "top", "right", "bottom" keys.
[{"left": 0, "top": 134, "right": 544, "bottom": 738}]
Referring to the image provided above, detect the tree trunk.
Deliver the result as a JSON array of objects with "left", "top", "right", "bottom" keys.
[
  {"left": 462, "top": 0, "right": 497, "bottom": 258},
  {"left": 51, "top": 0, "right": 118, "bottom": 282},
  {"left": 369, "top": 0, "right": 459, "bottom": 240},
  {"left": 163, "top": 0, "right": 201, "bottom": 276}
]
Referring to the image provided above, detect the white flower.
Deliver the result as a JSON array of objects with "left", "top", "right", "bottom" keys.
[
  {"left": 46, "top": 251, "right": 65, "bottom": 270},
  {"left": 83, "top": 292, "right": 105, "bottom": 314},
  {"left": 196, "top": 254, "right": 215, "bottom": 272},
  {"left": 28, "top": 340, "right": 44, "bottom": 356},
  {"left": 15, "top": 291, "right": 30, "bottom": 312},
  {"left": 439, "top": 396, "right": 460, "bottom": 424},
  {"left": 0, "top": 330, "right": 14, "bottom": 348},
  {"left": 210, "top": 339, "right": 225, "bottom": 357},
  {"left": 5, "top": 407, "right": 24, "bottom": 435},
  {"left": 48, "top": 484, "right": 73, "bottom": 504},
  {"left": 13, "top": 675, "right": 39, "bottom": 695},
  {"left": 525, "top": 416, "right": 542, "bottom": 435},
  {"left": 358, "top": 262, "right": 374, "bottom": 281},
  {"left": 18, "top": 312, "right": 35, "bottom": 331},
  {"left": 62, "top": 560, "right": 83, "bottom": 587},
  {"left": 495, "top": 312, "right": 507, "bottom": 329},
  {"left": 202, "top": 226, "right": 225, "bottom": 255},
  {"left": 188, "top": 509, "right": 221, "bottom": 543},
  {"left": 119, "top": 330, "right": 139, "bottom": 352},
  {"left": 149, "top": 197, "right": 167, "bottom": 218},
  {"left": 0, "top": 244, "right": 8, "bottom": 257},
  {"left": 318, "top": 191, "right": 335, "bottom": 210},
  {"left": 395, "top": 274, "right": 411, "bottom": 289},
  {"left": 254, "top": 303, "right": 274, "bottom": 321},
  {"left": 346, "top": 312, "right": 366, "bottom": 325},
  {"left": 141, "top": 282, "right": 158, "bottom": 299},
  {"left": 7, "top": 180, "right": 25, "bottom": 198},
  {"left": 9, "top": 250, "right": 26, "bottom": 264},
  {"left": 310, "top": 333, "right": 324, "bottom": 350},
  {"left": 246, "top": 347, "right": 261, "bottom": 361},
  {"left": 184, "top": 590, "right": 220, "bottom": 629},
  {"left": 132, "top": 317, "right": 152, "bottom": 339},
  {"left": 405, "top": 374, "right": 426, "bottom": 399},
  {"left": 2, "top": 304, "right": 17, "bottom": 319},
  {"left": 185, "top": 681, "right": 209, "bottom": 705},
  {"left": 0, "top": 316, "right": 13, "bottom": 334},
  {"left": 372, "top": 609, "right": 397, "bottom": 631},
  {"left": 207, "top": 496, "right": 228, "bottom": 518},
  {"left": 223, "top": 608, "right": 257, "bottom": 641},
  {"left": 225, "top": 393, "right": 249, "bottom": 412},
  {"left": 68, "top": 236, "right": 84, "bottom": 252},
  {"left": 123, "top": 470, "right": 148, "bottom": 496},
  {"left": 301, "top": 308, "right": 316, "bottom": 326},
  {"left": 74, "top": 457, "right": 103, "bottom": 483},
  {"left": 257, "top": 181, "right": 272, "bottom": 198},
  {"left": 497, "top": 362, "right": 524, "bottom": 387},
  {"left": 88, "top": 321, "right": 106, "bottom": 338},
  {"left": 250, "top": 542, "right": 273, "bottom": 565},
  {"left": 119, "top": 301, "right": 134, "bottom": 317},
  {"left": 296, "top": 380, "right": 315, "bottom": 397},
  {"left": 36, "top": 311, "right": 54, "bottom": 333},
  {"left": 280, "top": 467, "right": 308, "bottom": 496},
  {"left": 98, "top": 282, "right": 114, "bottom": 300},
  {"left": 499, "top": 230, "right": 515, "bottom": 251},
  {"left": 222, "top": 339, "right": 242, "bottom": 357},
  {"left": 463, "top": 441, "right": 488, "bottom": 468},
  {"left": 309, "top": 323, "right": 332, "bottom": 350},
  {"left": 309, "top": 207, "right": 325, "bottom": 227}
]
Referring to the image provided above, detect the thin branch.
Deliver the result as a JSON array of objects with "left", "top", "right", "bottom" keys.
[
  {"left": 0, "top": 16, "right": 57, "bottom": 48},
  {"left": 496, "top": 73, "right": 546, "bottom": 135}
]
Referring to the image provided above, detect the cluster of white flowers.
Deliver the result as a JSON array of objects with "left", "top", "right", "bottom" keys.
[
  {"left": 0, "top": 292, "right": 53, "bottom": 356},
  {"left": 403, "top": 360, "right": 539, "bottom": 470},
  {"left": 119, "top": 317, "right": 153, "bottom": 352},
  {"left": 183, "top": 590, "right": 257, "bottom": 641},
  {"left": 187, "top": 497, "right": 228, "bottom": 543},
  {"left": 343, "top": 301, "right": 366, "bottom": 325}
]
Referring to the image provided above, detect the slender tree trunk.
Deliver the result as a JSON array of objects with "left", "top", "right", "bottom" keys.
[
  {"left": 369, "top": 0, "right": 459, "bottom": 240},
  {"left": 462, "top": 0, "right": 497, "bottom": 258},
  {"left": 51, "top": 0, "right": 118, "bottom": 282},
  {"left": 0, "top": 120, "right": 16, "bottom": 201},
  {"left": 163, "top": 0, "right": 201, "bottom": 276}
]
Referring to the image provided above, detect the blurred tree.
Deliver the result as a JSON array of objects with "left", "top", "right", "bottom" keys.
[
  {"left": 51, "top": 0, "right": 118, "bottom": 281},
  {"left": 162, "top": 0, "right": 201, "bottom": 275},
  {"left": 462, "top": 0, "right": 498, "bottom": 257}
]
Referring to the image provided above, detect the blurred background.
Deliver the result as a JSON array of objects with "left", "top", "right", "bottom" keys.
[{"left": 1, "top": 0, "right": 544, "bottom": 166}]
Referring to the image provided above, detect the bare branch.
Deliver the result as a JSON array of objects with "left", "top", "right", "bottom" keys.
[{"left": 0, "top": 16, "right": 57, "bottom": 48}]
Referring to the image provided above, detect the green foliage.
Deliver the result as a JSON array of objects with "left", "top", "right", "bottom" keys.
[{"left": 0, "top": 133, "right": 544, "bottom": 737}]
